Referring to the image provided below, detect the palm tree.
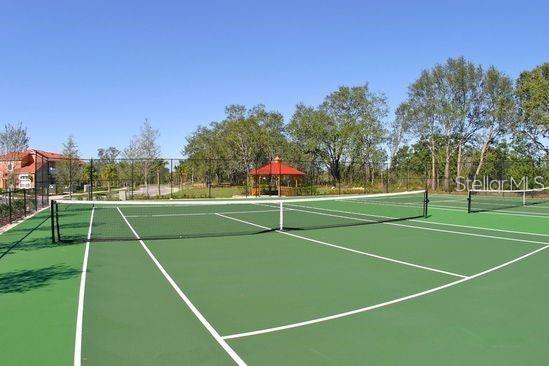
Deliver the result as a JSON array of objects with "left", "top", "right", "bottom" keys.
[
  {"left": 174, "top": 163, "right": 189, "bottom": 191},
  {"left": 101, "top": 164, "right": 118, "bottom": 193}
]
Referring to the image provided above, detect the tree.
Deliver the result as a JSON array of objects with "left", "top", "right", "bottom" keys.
[
  {"left": 183, "top": 104, "right": 288, "bottom": 186},
  {"left": 173, "top": 162, "right": 190, "bottom": 190},
  {"left": 287, "top": 104, "right": 329, "bottom": 162},
  {"left": 97, "top": 147, "right": 120, "bottom": 164},
  {"left": 288, "top": 85, "right": 388, "bottom": 183},
  {"left": 129, "top": 119, "right": 160, "bottom": 196},
  {"left": 515, "top": 62, "right": 549, "bottom": 156},
  {"left": 0, "top": 122, "right": 30, "bottom": 189},
  {"left": 0, "top": 122, "right": 29, "bottom": 155},
  {"left": 444, "top": 58, "right": 484, "bottom": 183},
  {"left": 101, "top": 164, "right": 118, "bottom": 193},
  {"left": 400, "top": 69, "right": 440, "bottom": 190},
  {"left": 96, "top": 147, "right": 120, "bottom": 192},
  {"left": 152, "top": 159, "right": 167, "bottom": 196},
  {"left": 82, "top": 163, "right": 98, "bottom": 185},
  {"left": 56, "top": 135, "right": 81, "bottom": 196},
  {"left": 474, "top": 67, "right": 516, "bottom": 177},
  {"left": 399, "top": 57, "right": 487, "bottom": 191},
  {"left": 389, "top": 103, "right": 411, "bottom": 165}
]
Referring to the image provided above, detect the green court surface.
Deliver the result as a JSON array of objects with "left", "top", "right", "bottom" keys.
[{"left": 1, "top": 192, "right": 548, "bottom": 365}]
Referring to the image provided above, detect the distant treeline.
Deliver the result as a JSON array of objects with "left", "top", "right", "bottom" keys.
[{"left": 182, "top": 58, "right": 548, "bottom": 190}]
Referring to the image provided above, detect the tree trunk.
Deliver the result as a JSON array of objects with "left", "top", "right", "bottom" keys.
[
  {"left": 157, "top": 170, "right": 161, "bottom": 196},
  {"left": 475, "top": 127, "right": 494, "bottom": 179},
  {"left": 444, "top": 140, "right": 451, "bottom": 192},
  {"left": 456, "top": 140, "right": 463, "bottom": 184},
  {"left": 107, "top": 181, "right": 111, "bottom": 193},
  {"left": 144, "top": 167, "right": 149, "bottom": 197}
]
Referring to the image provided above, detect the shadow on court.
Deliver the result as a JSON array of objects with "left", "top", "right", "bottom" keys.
[{"left": 0, "top": 264, "right": 81, "bottom": 294}]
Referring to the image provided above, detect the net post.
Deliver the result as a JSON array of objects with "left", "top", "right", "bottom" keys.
[
  {"left": 279, "top": 201, "right": 283, "bottom": 230},
  {"left": 50, "top": 200, "right": 56, "bottom": 243},
  {"left": 467, "top": 190, "right": 472, "bottom": 213},
  {"left": 522, "top": 191, "right": 526, "bottom": 206}
]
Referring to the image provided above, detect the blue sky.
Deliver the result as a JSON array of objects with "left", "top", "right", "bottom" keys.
[{"left": 1, "top": 0, "right": 547, "bottom": 158}]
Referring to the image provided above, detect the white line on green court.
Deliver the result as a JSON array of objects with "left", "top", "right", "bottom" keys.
[
  {"left": 346, "top": 197, "right": 549, "bottom": 218},
  {"left": 287, "top": 204, "right": 549, "bottom": 246},
  {"left": 302, "top": 202, "right": 549, "bottom": 237},
  {"left": 428, "top": 204, "right": 549, "bottom": 218},
  {"left": 125, "top": 209, "right": 279, "bottom": 218},
  {"left": 222, "top": 244, "right": 549, "bottom": 340},
  {"left": 74, "top": 207, "right": 95, "bottom": 366},
  {"left": 428, "top": 199, "right": 465, "bottom": 203},
  {"left": 215, "top": 213, "right": 467, "bottom": 278},
  {"left": 117, "top": 207, "right": 246, "bottom": 366},
  {"left": 408, "top": 218, "right": 549, "bottom": 237}
]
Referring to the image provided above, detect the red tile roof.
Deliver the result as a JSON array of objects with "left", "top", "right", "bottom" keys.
[{"left": 0, "top": 149, "right": 63, "bottom": 174}]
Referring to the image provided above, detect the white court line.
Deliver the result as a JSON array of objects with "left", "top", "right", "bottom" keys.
[
  {"left": 292, "top": 202, "right": 549, "bottom": 238},
  {"left": 116, "top": 207, "right": 245, "bottom": 366},
  {"left": 215, "top": 214, "right": 467, "bottom": 279},
  {"left": 429, "top": 203, "right": 549, "bottom": 218},
  {"left": 428, "top": 198, "right": 466, "bottom": 203},
  {"left": 287, "top": 204, "right": 549, "bottom": 246},
  {"left": 125, "top": 209, "right": 278, "bottom": 218},
  {"left": 74, "top": 207, "right": 95, "bottom": 366},
  {"left": 223, "top": 244, "right": 549, "bottom": 340},
  {"left": 343, "top": 198, "right": 549, "bottom": 218},
  {"left": 408, "top": 218, "right": 549, "bottom": 238}
]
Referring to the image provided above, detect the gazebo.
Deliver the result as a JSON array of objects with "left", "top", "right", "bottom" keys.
[{"left": 248, "top": 157, "right": 305, "bottom": 196}]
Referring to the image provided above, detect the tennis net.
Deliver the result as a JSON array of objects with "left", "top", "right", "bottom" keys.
[
  {"left": 51, "top": 190, "right": 428, "bottom": 242},
  {"left": 467, "top": 187, "right": 549, "bottom": 213}
]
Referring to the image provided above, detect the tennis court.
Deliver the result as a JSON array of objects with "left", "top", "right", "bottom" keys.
[{"left": 1, "top": 190, "right": 549, "bottom": 365}]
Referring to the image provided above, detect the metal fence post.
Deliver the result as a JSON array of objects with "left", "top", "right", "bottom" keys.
[
  {"left": 208, "top": 159, "right": 212, "bottom": 199},
  {"left": 46, "top": 160, "right": 50, "bottom": 202},
  {"left": 130, "top": 159, "right": 134, "bottom": 199},
  {"left": 89, "top": 158, "right": 94, "bottom": 201},
  {"left": 170, "top": 159, "right": 173, "bottom": 199},
  {"left": 34, "top": 151, "right": 38, "bottom": 207},
  {"left": 69, "top": 158, "right": 73, "bottom": 199},
  {"left": 23, "top": 189, "right": 27, "bottom": 216},
  {"left": 8, "top": 190, "right": 12, "bottom": 224}
]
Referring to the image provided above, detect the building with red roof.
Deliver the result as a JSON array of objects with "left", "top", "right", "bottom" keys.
[{"left": 0, "top": 149, "right": 63, "bottom": 190}]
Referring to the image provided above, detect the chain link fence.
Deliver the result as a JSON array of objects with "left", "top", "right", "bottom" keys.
[
  {"left": 50, "top": 157, "right": 428, "bottom": 200},
  {"left": 0, "top": 151, "right": 52, "bottom": 226},
  {"left": 2, "top": 152, "right": 546, "bottom": 224}
]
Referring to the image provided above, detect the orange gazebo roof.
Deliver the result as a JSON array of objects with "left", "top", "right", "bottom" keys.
[{"left": 248, "top": 160, "right": 305, "bottom": 176}]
